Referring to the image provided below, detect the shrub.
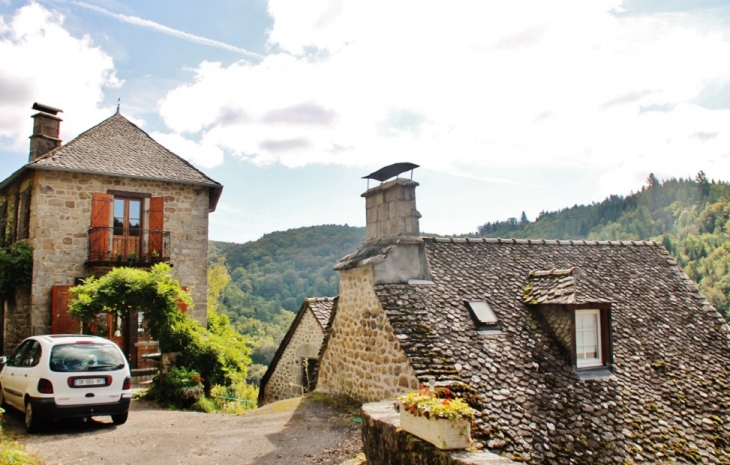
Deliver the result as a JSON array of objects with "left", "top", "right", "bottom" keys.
[
  {"left": 210, "top": 381, "right": 258, "bottom": 414},
  {"left": 146, "top": 366, "right": 204, "bottom": 409}
]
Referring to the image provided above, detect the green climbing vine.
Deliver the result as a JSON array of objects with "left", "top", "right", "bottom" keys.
[{"left": 0, "top": 241, "right": 33, "bottom": 300}]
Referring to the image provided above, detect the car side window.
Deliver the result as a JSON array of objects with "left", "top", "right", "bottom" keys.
[
  {"left": 21, "top": 341, "right": 41, "bottom": 367},
  {"left": 7, "top": 341, "right": 32, "bottom": 367}
]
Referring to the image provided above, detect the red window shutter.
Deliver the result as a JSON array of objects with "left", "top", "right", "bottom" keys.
[
  {"left": 178, "top": 286, "right": 188, "bottom": 313},
  {"left": 52, "top": 285, "right": 80, "bottom": 334},
  {"left": 89, "top": 193, "right": 112, "bottom": 261},
  {"left": 148, "top": 196, "right": 164, "bottom": 259}
]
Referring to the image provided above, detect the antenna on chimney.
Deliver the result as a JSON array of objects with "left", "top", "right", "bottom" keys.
[
  {"left": 116, "top": 98, "right": 120, "bottom": 114},
  {"left": 362, "top": 162, "right": 419, "bottom": 189}
]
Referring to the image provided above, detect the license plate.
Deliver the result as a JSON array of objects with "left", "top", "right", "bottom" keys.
[{"left": 73, "top": 378, "right": 106, "bottom": 387}]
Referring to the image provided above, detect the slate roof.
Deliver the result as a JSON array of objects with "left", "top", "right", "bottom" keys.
[
  {"left": 373, "top": 237, "right": 730, "bottom": 463},
  {"left": 4, "top": 112, "right": 222, "bottom": 210},
  {"left": 523, "top": 267, "right": 615, "bottom": 305},
  {"left": 307, "top": 297, "right": 336, "bottom": 329},
  {"left": 258, "top": 297, "right": 337, "bottom": 405}
]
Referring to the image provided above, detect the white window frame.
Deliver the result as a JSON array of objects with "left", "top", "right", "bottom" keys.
[{"left": 575, "top": 309, "right": 602, "bottom": 368}]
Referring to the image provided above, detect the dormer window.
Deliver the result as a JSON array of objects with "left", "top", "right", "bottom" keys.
[
  {"left": 465, "top": 301, "right": 501, "bottom": 333},
  {"left": 523, "top": 267, "right": 615, "bottom": 379},
  {"left": 575, "top": 309, "right": 602, "bottom": 368}
]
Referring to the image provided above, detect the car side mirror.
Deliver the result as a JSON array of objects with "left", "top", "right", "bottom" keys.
[{"left": 0, "top": 356, "right": 7, "bottom": 365}]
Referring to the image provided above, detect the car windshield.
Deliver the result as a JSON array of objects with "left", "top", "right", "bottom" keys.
[{"left": 50, "top": 343, "right": 126, "bottom": 372}]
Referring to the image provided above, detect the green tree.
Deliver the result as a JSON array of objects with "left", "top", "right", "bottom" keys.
[{"left": 69, "top": 264, "right": 251, "bottom": 396}]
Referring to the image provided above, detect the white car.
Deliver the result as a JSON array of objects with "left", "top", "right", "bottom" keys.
[{"left": 0, "top": 335, "right": 132, "bottom": 432}]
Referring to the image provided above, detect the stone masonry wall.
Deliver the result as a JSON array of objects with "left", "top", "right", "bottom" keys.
[
  {"left": 363, "top": 179, "right": 420, "bottom": 241},
  {"left": 27, "top": 170, "right": 210, "bottom": 337},
  {"left": 536, "top": 304, "right": 572, "bottom": 361},
  {"left": 0, "top": 173, "right": 33, "bottom": 353},
  {"left": 262, "top": 308, "right": 324, "bottom": 404},
  {"left": 317, "top": 265, "right": 419, "bottom": 402}
]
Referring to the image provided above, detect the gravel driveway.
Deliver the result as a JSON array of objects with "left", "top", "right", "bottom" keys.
[{"left": 3, "top": 395, "right": 363, "bottom": 465}]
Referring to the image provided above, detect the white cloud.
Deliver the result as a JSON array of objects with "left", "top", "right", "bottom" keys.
[
  {"left": 156, "top": 0, "right": 730, "bottom": 197},
  {"left": 149, "top": 131, "right": 224, "bottom": 168},
  {"left": 0, "top": 3, "right": 120, "bottom": 152}
]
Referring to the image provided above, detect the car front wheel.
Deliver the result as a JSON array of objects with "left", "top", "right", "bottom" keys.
[
  {"left": 111, "top": 412, "right": 128, "bottom": 425},
  {"left": 0, "top": 384, "right": 6, "bottom": 409},
  {"left": 25, "top": 401, "right": 40, "bottom": 433}
]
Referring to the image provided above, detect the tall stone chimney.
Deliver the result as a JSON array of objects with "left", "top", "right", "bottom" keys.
[
  {"left": 362, "top": 178, "right": 421, "bottom": 241},
  {"left": 29, "top": 102, "right": 63, "bottom": 162}
]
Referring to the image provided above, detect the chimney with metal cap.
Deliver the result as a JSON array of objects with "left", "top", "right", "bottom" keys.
[
  {"left": 29, "top": 102, "right": 63, "bottom": 162},
  {"left": 361, "top": 162, "right": 421, "bottom": 241}
]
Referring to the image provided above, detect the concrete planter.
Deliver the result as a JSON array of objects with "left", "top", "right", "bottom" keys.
[{"left": 399, "top": 405, "right": 472, "bottom": 450}]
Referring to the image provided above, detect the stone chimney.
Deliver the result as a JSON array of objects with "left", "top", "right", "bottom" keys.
[
  {"left": 362, "top": 178, "right": 421, "bottom": 241},
  {"left": 29, "top": 102, "right": 63, "bottom": 162}
]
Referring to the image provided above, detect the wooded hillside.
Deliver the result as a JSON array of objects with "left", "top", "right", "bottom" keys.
[{"left": 208, "top": 225, "right": 365, "bottom": 384}]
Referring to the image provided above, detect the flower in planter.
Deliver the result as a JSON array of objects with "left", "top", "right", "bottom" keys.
[{"left": 398, "top": 385, "right": 475, "bottom": 421}]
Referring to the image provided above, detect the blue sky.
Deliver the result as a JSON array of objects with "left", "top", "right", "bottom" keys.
[{"left": 1, "top": 0, "right": 729, "bottom": 242}]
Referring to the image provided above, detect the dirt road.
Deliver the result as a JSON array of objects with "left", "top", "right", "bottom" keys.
[{"left": 4, "top": 396, "right": 363, "bottom": 465}]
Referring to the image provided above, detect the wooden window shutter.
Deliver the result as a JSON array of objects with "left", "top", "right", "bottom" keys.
[
  {"left": 148, "top": 197, "right": 164, "bottom": 260},
  {"left": 178, "top": 286, "right": 189, "bottom": 313},
  {"left": 601, "top": 309, "right": 612, "bottom": 365},
  {"left": 52, "top": 285, "right": 80, "bottom": 334},
  {"left": 89, "top": 193, "right": 112, "bottom": 261}
]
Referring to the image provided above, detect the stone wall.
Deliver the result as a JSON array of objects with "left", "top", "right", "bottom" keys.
[
  {"left": 262, "top": 308, "right": 324, "bottom": 404},
  {"left": 362, "top": 401, "right": 515, "bottom": 465},
  {"left": 317, "top": 265, "right": 419, "bottom": 402},
  {"left": 13, "top": 170, "right": 210, "bottom": 342},
  {"left": 536, "top": 304, "right": 572, "bottom": 362}
]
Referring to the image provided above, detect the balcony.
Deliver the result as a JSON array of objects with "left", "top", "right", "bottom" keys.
[{"left": 86, "top": 227, "right": 170, "bottom": 267}]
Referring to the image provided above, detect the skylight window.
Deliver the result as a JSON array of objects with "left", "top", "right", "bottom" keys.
[{"left": 465, "top": 301, "right": 500, "bottom": 332}]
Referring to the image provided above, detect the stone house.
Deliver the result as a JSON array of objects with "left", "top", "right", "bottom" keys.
[
  {"left": 316, "top": 174, "right": 730, "bottom": 463},
  {"left": 0, "top": 103, "right": 222, "bottom": 367},
  {"left": 259, "top": 297, "right": 335, "bottom": 405}
]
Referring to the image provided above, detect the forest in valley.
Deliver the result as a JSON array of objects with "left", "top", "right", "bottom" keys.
[
  {"left": 207, "top": 225, "right": 365, "bottom": 384},
  {"left": 210, "top": 172, "right": 730, "bottom": 384}
]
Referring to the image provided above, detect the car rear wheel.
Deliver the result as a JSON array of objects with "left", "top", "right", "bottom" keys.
[
  {"left": 25, "top": 401, "right": 40, "bottom": 433},
  {"left": 0, "top": 384, "right": 6, "bottom": 409},
  {"left": 111, "top": 412, "right": 128, "bottom": 425}
]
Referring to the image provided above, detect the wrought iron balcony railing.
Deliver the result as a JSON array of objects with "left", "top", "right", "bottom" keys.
[{"left": 86, "top": 227, "right": 170, "bottom": 266}]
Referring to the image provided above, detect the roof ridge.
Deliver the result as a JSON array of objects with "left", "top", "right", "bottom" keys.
[
  {"left": 422, "top": 236, "right": 658, "bottom": 246},
  {"left": 306, "top": 297, "right": 336, "bottom": 303}
]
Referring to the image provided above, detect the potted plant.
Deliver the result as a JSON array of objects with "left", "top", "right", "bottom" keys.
[
  {"left": 128, "top": 251, "right": 136, "bottom": 263},
  {"left": 150, "top": 250, "right": 160, "bottom": 262},
  {"left": 397, "top": 379, "right": 475, "bottom": 450},
  {"left": 114, "top": 249, "right": 122, "bottom": 262}
]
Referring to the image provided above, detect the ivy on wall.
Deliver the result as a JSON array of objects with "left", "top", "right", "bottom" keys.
[{"left": 0, "top": 241, "right": 32, "bottom": 301}]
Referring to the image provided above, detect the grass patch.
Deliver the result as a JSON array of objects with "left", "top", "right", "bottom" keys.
[{"left": 0, "top": 412, "right": 43, "bottom": 465}]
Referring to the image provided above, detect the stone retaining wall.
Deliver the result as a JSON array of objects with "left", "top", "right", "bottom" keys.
[{"left": 362, "top": 401, "right": 515, "bottom": 465}]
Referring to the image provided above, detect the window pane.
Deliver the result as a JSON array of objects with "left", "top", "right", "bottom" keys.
[
  {"left": 113, "top": 199, "right": 125, "bottom": 218},
  {"left": 128, "top": 200, "right": 141, "bottom": 219},
  {"left": 576, "top": 310, "right": 601, "bottom": 365},
  {"left": 113, "top": 217, "right": 124, "bottom": 236}
]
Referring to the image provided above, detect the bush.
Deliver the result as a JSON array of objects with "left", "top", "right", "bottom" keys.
[
  {"left": 209, "top": 381, "right": 258, "bottom": 414},
  {"left": 146, "top": 366, "right": 204, "bottom": 409}
]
